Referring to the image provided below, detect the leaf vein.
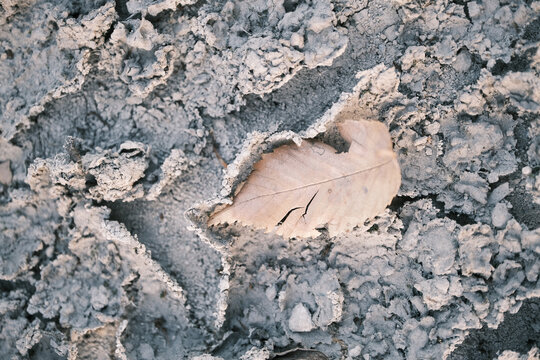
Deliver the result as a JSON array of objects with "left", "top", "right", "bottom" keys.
[{"left": 236, "top": 158, "right": 394, "bottom": 204}]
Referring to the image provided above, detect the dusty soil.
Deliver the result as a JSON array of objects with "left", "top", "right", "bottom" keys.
[{"left": 0, "top": 0, "right": 539, "bottom": 359}]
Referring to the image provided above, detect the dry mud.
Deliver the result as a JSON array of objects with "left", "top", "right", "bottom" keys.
[{"left": 0, "top": 0, "right": 539, "bottom": 359}]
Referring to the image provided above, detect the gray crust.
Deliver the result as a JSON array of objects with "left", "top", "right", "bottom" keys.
[{"left": 0, "top": 0, "right": 539, "bottom": 359}]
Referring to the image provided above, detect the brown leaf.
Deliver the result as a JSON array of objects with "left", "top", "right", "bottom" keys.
[{"left": 208, "top": 120, "right": 401, "bottom": 238}]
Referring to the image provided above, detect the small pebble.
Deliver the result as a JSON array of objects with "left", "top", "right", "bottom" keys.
[
  {"left": 290, "top": 32, "right": 304, "bottom": 49},
  {"left": 349, "top": 346, "right": 362, "bottom": 357},
  {"left": 452, "top": 51, "right": 472, "bottom": 72},
  {"left": 288, "top": 303, "right": 314, "bottom": 332},
  {"left": 488, "top": 182, "right": 511, "bottom": 204},
  {"left": 522, "top": 166, "right": 532, "bottom": 176},
  {"left": 414, "top": 136, "right": 428, "bottom": 147},
  {"left": 265, "top": 286, "right": 276, "bottom": 301},
  {"left": 492, "top": 203, "right": 511, "bottom": 228},
  {"left": 488, "top": 173, "right": 499, "bottom": 183},
  {"left": 467, "top": 2, "right": 481, "bottom": 19},
  {"left": 425, "top": 122, "right": 440, "bottom": 135}
]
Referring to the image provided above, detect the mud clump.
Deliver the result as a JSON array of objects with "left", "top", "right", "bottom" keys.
[{"left": 0, "top": 0, "right": 539, "bottom": 359}]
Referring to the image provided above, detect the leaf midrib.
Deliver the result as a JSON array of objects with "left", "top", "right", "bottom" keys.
[{"left": 236, "top": 158, "right": 395, "bottom": 204}]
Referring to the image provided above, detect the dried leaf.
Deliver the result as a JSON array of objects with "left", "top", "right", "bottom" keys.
[{"left": 208, "top": 120, "right": 401, "bottom": 238}]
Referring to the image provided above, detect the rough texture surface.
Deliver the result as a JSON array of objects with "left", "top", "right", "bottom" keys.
[{"left": 0, "top": 0, "right": 539, "bottom": 359}]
